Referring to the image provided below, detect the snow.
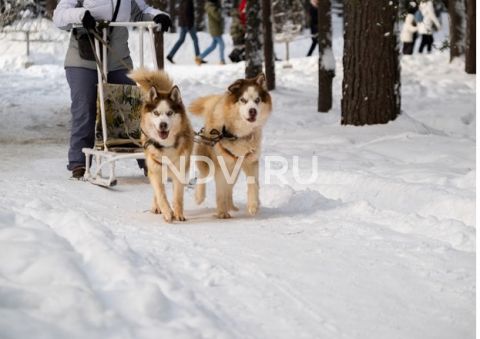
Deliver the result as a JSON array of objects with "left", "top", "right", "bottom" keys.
[
  {"left": 320, "top": 47, "right": 335, "bottom": 71},
  {"left": 0, "top": 16, "right": 475, "bottom": 339}
]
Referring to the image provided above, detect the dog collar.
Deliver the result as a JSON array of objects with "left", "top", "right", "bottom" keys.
[{"left": 220, "top": 126, "right": 239, "bottom": 140}]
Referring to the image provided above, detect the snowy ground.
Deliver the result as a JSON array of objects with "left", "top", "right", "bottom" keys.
[{"left": 0, "top": 16, "right": 475, "bottom": 339}]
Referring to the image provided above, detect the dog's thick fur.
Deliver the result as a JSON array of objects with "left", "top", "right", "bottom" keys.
[
  {"left": 189, "top": 73, "right": 272, "bottom": 218},
  {"left": 129, "top": 69, "right": 193, "bottom": 222}
]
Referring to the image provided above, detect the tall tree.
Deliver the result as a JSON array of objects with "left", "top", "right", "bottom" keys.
[
  {"left": 169, "top": 0, "right": 176, "bottom": 32},
  {"left": 341, "top": 0, "right": 400, "bottom": 125},
  {"left": 262, "top": 0, "right": 275, "bottom": 89},
  {"left": 465, "top": 0, "right": 475, "bottom": 73},
  {"left": 448, "top": 0, "right": 466, "bottom": 61},
  {"left": 245, "top": 0, "right": 263, "bottom": 78},
  {"left": 317, "top": 0, "right": 334, "bottom": 112},
  {"left": 195, "top": 0, "right": 206, "bottom": 31}
]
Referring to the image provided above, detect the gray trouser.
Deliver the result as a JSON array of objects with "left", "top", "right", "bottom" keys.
[{"left": 65, "top": 67, "right": 144, "bottom": 170}]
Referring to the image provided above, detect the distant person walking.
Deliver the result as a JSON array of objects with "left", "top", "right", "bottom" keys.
[
  {"left": 400, "top": 5, "right": 418, "bottom": 55},
  {"left": 306, "top": 0, "right": 318, "bottom": 57},
  {"left": 417, "top": 0, "right": 441, "bottom": 53},
  {"left": 166, "top": 0, "right": 200, "bottom": 64},
  {"left": 196, "top": 0, "right": 225, "bottom": 65}
]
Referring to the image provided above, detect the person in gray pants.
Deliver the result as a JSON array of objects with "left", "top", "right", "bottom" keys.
[
  {"left": 53, "top": 0, "right": 171, "bottom": 178},
  {"left": 65, "top": 68, "right": 137, "bottom": 171}
]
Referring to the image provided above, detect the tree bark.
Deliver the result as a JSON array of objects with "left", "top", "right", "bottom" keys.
[
  {"left": 341, "top": 0, "right": 400, "bottom": 125},
  {"left": 465, "top": 0, "right": 475, "bottom": 73},
  {"left": 317, "top": 0, "right": 334, "bottom": 112},
  {"left": 262, "top": 0, "right": 275, "bottom": 90},
  {"left": 448, "top": 0, "right": 466, "bottom": 61},
  {"left": 245, "top": 0, "right": 263, "bottom": 78},
  {"left": 154, "top": 32, "right": 165, "bottom": 70},
  {"left": 169, "top": 0, "right": 176, "bottom": 32},
  {"left": 195, "top": 0, "right": 206, "bottom": 31}
]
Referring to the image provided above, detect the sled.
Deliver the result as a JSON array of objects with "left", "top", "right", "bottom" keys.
[{"left": 81, "top": 21, "right": 161, "bottom": 187}]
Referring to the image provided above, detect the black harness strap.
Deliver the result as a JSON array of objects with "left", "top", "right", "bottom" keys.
[
  {"left": 194, "top": 126, "right": 250, "bottom": 146},
  {"left": 111, "top": 0, "right": 121, "bottom": 28},
  {"left": 143, "top": 138, "right": 166, "bottom": 150}
]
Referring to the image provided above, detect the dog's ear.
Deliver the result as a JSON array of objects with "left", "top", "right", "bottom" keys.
[
  {"left": 255, "top": 73, "right": 267, "bottom": 91},
  {"left": 228, "top": 79, "right": 244, "bottom": 95},
  {"left": 169, "top": 85, "right": 182, "bottom": 104},
  {"left": 147, "top": 86, "right": 158, "bottom": 103}
]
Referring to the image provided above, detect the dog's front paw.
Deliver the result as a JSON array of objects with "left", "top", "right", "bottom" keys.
[
  {"left": 151, "top": 198, "right": 161, "bottom": 214},
  {"left": 216, "top": 211, "right": 231, "bottom": 219},
  {"left": 162, "top": 209, "right": 173, "bottom": 223},
  {"left": 174, "top": 211, "right": 186, "bottom": 221},
  {"left": 247, "top": 201, "right": 259, "bottom": 216},
  {"left": 151, "top": 206, "right": 162, "bottom": 214}
]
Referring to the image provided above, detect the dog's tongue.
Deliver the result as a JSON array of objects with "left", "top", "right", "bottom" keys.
[{"left": 159, "top": 131, "right": 169, "bottom": 139}]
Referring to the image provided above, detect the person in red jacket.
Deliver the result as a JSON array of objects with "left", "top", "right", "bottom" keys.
[{"left": 239, "top": 0, "right": 246, "bottom": 27}]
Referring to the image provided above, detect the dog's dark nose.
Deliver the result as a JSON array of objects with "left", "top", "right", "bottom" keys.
[
  {"left": 159, "top": 122, "right": 168, "bottom": 130},
  {"left": 249, "top": 108, "right": 257, "bottom": 118}
]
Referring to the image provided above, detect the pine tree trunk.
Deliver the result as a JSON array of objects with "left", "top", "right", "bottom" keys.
[
  {"left": 317, "top": 0, "right": 334, "bottom": 112},
  {"left": 195, "top": 0, "right": 206, "bottom": 31},
  {"left": 262, "top": 0, "right": 275, "bottom": 90},
  {"left": 449, "top": 0, "right": 466, "bottom": 61},
  {"left": 465, "top": 0, "right": 475, "bottom": 73},
  {"left": 169, "top": 0, "right": 176, "bottom": 32},
  {"left": 154, "top": 32, "right": 165, "bottom": 70},
  {"left": 245, "top": 0, "right": 263, "bottom": 78},
  {"left": 341, "top": 0, "right": 400, "bottom": 125}
]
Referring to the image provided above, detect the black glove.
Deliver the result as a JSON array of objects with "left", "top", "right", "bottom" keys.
[
  {"left": 82, "top": 11, "right": 96, "bottom": 31},
  {"left": 153, "top": 13, "right": 171, "bottom": 32}
]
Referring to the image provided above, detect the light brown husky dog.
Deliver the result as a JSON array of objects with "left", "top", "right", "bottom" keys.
[
  {"left": 189, "top": 73, "right": 272, "bottom": 219},
  {"left": 129, "top": 69, "right": 193, "bottom": 223}
]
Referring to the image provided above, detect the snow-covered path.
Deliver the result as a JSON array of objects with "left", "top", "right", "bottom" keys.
[{"left": 0, "top": 23, "right": 475, "bottom": 339}]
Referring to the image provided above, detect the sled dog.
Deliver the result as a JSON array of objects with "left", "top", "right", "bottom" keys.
[
  {"left": 189, "top": 73, "right": 272, "bottom": 218},
  {"left": 129, "top": 69, "right": 193, "bottom": 222}
]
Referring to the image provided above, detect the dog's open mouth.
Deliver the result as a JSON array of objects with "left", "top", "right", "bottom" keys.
[{"left": 159, "top": 130, "right": 170, "bottom": 139}]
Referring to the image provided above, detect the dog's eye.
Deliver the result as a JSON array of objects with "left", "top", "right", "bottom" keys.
[
  {"left": 166, "top": 111, "right": 174, "bottom": 117},
  {"left": 254, "top": 97, "right": 261, "bottom": 104},
  {"left": 152, "top": 110, "right": 160, "bottom": 116},
  {"left": 239, "top": 98, "right": 247, "bottom": 104}
]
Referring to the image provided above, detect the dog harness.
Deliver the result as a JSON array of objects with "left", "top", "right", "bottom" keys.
[
  {"left": 194, "top": 126, "right": 251, "bottom": 146},
  {"left": 194, "top": 126, "right": 255, "bottom": 160}
]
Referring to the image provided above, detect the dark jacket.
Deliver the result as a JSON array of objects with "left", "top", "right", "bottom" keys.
[
  {"left": 178, "top": 0, "right": 194, "bottom": 28},
  {"left": 205, "top": 1, "right": 224, "bottom": 37}
]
